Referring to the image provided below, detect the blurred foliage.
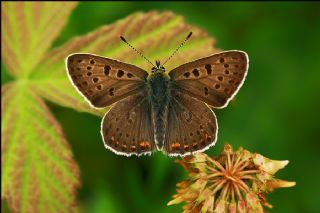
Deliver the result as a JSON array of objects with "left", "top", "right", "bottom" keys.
[{"left": 2, "top": 2, "right": 320, "bottom": 213}]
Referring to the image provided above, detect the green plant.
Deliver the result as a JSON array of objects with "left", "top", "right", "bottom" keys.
[{"left": 1, "top": 2, "right": 218, "bottom": 212}]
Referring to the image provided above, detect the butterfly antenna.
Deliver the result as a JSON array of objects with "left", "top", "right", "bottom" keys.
[
  {"left": 162, "top": 32, "right": 192, "bottom": 66},
  {"left": 120, "top": 36, "right": 155, "bottom": 67}
]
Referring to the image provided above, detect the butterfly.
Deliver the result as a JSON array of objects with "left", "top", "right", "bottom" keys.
[{"left": 66, "top": 32, "right": 249, "bottom": 157}]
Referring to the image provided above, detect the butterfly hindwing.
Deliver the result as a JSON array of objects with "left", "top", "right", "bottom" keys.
[
  {"left": 169, "top": 51, "right": 248, "bottom": 108},
  {"left": 163, "top": 90, "right": 218, "bottom": 156},
  {"left": 66, "top": 54, "right": 148, "bottom": 108},
  {"left": 101, "top": 90, "right": 156, "bottom": 156}
]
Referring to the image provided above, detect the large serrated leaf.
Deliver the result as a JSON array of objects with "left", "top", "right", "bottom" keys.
[
  {"left": 1, "top": 2, "right": 77, "bottom": 78},
  {"left": 1, "top": 2, "right": 80, "bottom": 213},
  {"left": 29, "top": 11, "right": 219, "bottom": 116},
  {"left": 1, "top": 83, "right": 80, "bottom": 213}
]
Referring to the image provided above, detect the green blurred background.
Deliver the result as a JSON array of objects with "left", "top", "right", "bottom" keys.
[{"left": 2, "top": 2, "right": 320, "bottom": 213}]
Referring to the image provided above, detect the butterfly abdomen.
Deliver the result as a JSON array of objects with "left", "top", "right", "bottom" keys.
[{"left": 148, "top": 73, "right": 170, "bottom": 150}]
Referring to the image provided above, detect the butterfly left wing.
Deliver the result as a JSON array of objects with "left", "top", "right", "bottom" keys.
[
  {"left": 163, "top": 90, "right": 218, "bottom": 156},
  {"left": 66, "top": 54, "right": 148, "bottom": 108},
  {"left": 169, "top": 51, "right": 248, "bottom": 108},
  {"left": 101, "top": 90, "right": 156, "bottom": 156}
]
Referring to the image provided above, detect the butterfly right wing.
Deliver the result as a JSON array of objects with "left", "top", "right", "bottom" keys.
[
  {"left": 169, "top": 51, "right": 248, "bottom": 108},
  {"left": 163, "top": 90, "right": 218, "bottom": 157},
  {"left": 66, "top": 54, "right": 148, "bottom": 108},
  {"left": 101, "top": 90, "right": 156, "bottom": 156}
]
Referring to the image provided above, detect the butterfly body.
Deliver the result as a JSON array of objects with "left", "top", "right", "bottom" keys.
[
  {"left": 147, "top": 70, "right": 171, "bottom": 149},
  {"left": 66, "top": 50, "right": 248, "bottom": 157}
]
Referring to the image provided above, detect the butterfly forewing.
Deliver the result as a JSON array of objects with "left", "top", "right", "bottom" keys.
[
  {"left": 66, "top": 54, "right": 148, "bottom": 108},
  {"left": 164, "top": 90, "right": 218, "bottom": 156},
  {"left": 169, "top": 51, "right": 248, "bottom": 108},
  {"left": 101, "top": 91, "right": 156, "bottom": 156}
]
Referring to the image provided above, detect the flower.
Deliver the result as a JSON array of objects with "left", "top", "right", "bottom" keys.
[{"left": 168, "top": 144, "right": 296, "bottom": 213}]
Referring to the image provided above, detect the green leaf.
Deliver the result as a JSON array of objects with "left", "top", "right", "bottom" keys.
[
  {"left": 1, "top": 2, "right": 80, "bottom": 213},
  {"left": 29, "top": 11, "right": 219, "bottom": 116},
  {"left": 1, "top": 83, "right": 80, "bottom": 213},
  {"left": 1, "top": 2, "right": 77, "bottom": 78}
]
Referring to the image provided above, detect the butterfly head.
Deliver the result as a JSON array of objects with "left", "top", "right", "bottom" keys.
[
  {"left": 151, "top": 60, "right": 165, "bottom": 73},
  {"left": 120, "top": 32, "right": 192, "bottom": 75}
]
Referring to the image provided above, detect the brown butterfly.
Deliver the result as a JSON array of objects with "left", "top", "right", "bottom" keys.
[{"left": 66, "top": 32, "right": 249, "bottom": 157}]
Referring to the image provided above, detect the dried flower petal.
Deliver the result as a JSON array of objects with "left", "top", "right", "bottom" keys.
[
  {"left": 228, "top": 200, "right": 236, "bottom": 213},
  {"left": 246, "top": 192, "right": 264, "bottom": 213},
  {"left": 253, "top": 154, "right": 289, "bottom": 174},
  {"left": 201, "top": 189, "right": 214, "bottom": 212},
  {"left": 267, "top": 179, "right": 296, "bottom": 191},
  {"left": 168, "top": 144, "right": 295, "bottom": 213},
  {"left": 237, "top": 199, "right": 246, "bottom": 213},
  {"left": 214, "top": 199, "right": 226, "bottom": 213}
]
